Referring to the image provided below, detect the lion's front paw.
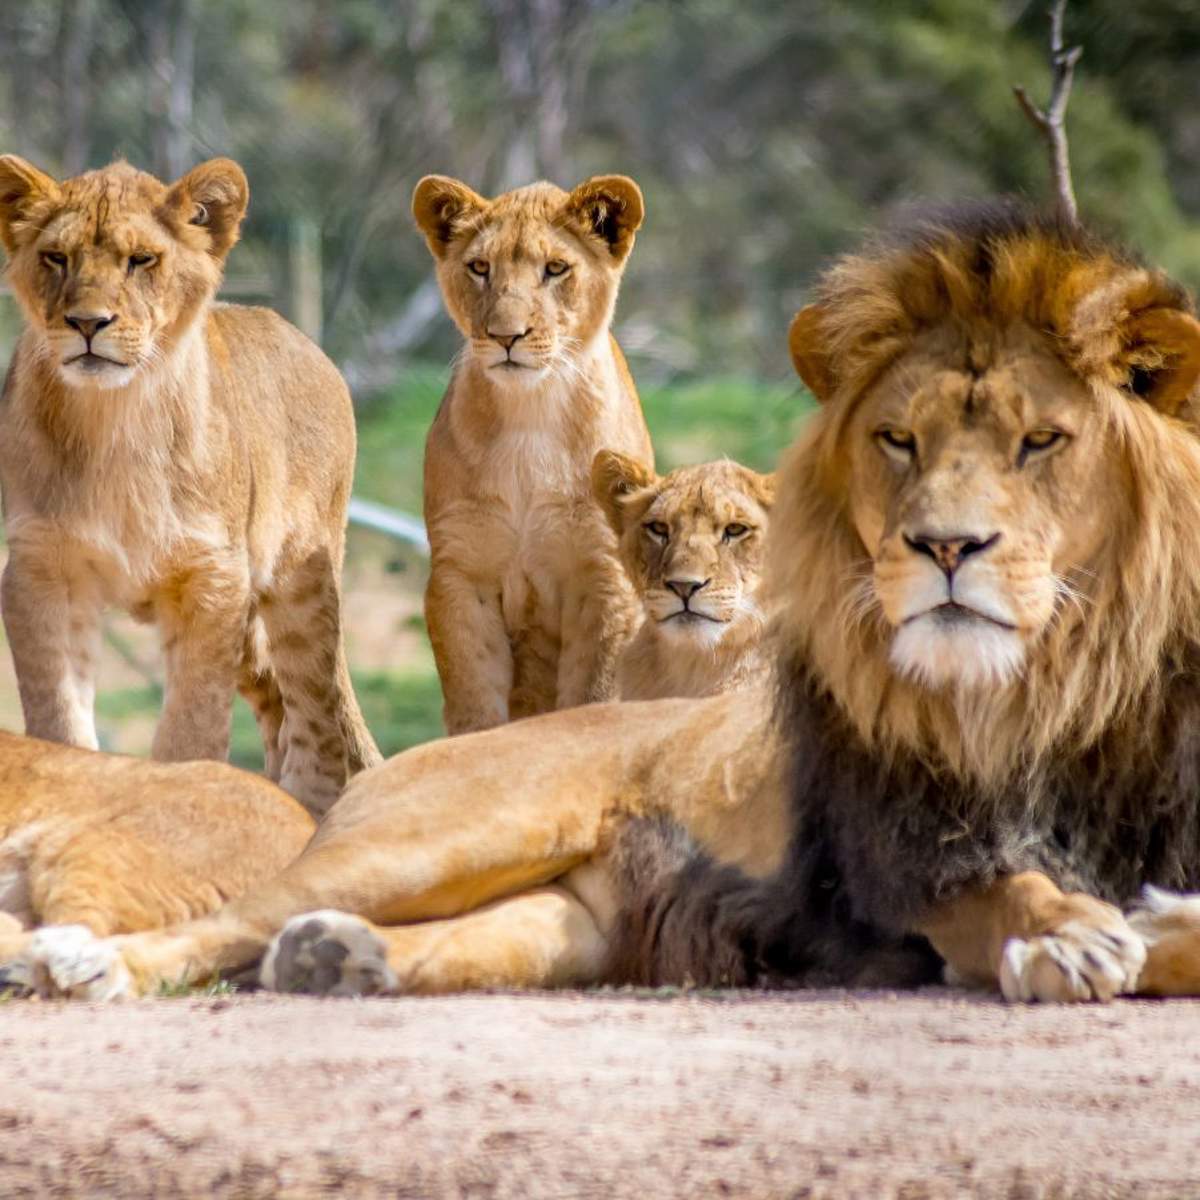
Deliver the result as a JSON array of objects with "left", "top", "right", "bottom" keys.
[
  {"left": 260, "top": 910, "right": 397, "bottom": 997},
  {"left": 2, "top": 925, "right": 132, "bottom": 1001},
  {"left": 1000, "top": 916, "right": 1146, "bottom": 1003}
]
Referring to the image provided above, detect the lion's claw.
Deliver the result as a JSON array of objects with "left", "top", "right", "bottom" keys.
[{"left": 1000, "top": 917, "right": 1145, "bottom": 1003}]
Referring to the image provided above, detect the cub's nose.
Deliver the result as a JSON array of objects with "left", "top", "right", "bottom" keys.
[
  {"left": 65, "top": 313, "right": 116, "bottom": 341},
  {"left": 904, "top": 532, "right": 1000, "bottom": 576},
  {"left": 488, "top": 328, "right": 531, "bottom": 350},
  {"left": 666, "top": 577, "right": 710, "bottom": 601}
]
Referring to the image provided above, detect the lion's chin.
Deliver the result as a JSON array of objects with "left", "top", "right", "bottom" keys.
[
  {"left": 889, "top": 612, "right": 1025, "bottom": 691},
  {"left": 58, "top": 358, "right": 138, "bottom": 392}
]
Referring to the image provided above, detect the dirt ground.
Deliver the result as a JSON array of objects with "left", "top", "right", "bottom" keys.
[{"left": 2, "top": 988, "right": 1198, "bottom": 1198}]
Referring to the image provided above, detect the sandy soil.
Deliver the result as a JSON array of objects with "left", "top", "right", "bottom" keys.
[{"left": 2, "top": 988, "right": 1197, "bottom": 1198}]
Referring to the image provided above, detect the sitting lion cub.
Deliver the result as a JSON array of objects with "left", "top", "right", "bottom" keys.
[
  {"left": 592, "top": 451, "right": 775, "bottom": 700},
  {"left": 0, "top": 155, "right": 378, "bottom": 815},
  {"left": 413, "top": 173, "right": 654, "bottom": 734}
]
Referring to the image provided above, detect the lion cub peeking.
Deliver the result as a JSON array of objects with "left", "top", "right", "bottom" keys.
[
  {"left": 593, "top": 451, "right": 775, "bottom": 700},
  {"left": 0, "top": 156, "right": 378, "bottom": 816},
  {"left": 414, "top": 173, "right": 654, "bottom": 734}
]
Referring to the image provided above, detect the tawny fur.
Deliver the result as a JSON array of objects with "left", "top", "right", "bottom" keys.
[
  {"left": 0, "top": 730, "right": 313, "bottom": 979},
  {"left": 592, "top": 451, "right": 774, "bottom": 700},
  {"left": 415, "top": 174, "right": 654, "bottom": 734},
  {"left": 0, "top": 156, "right": 379, "bottom": 816},
  {"left": 15, "top": 203, "right": 1200, "bottom": 1006}
]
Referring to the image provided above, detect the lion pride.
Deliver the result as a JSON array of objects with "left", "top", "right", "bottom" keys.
[
  {"left": 10, "top": 202, "right": 1200, "bottom": 1005},
  {"left": 0, "top": 156, "right": 378, "bottom": 815}
]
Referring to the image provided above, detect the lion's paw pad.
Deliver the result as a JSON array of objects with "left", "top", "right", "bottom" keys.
[
  {"left": 261, "top": 910, "right": 397, "bottom": 997},
  {"left": 5, "top": 925, "right": 131, "bottom": 1001},
  {"left": 1000, "top": 918, "right": 1146, "bottom": 1003}
]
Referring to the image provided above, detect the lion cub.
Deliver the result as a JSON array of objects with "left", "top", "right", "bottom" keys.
[
  {"left": 593, "top": 451, "right": 775, "bottom": 700},
  {"left": 413, "top": 174, "right": 654, "bottom": 734},
  {"left": 0, "top": 156, "right": 378, "bottom": 816}
]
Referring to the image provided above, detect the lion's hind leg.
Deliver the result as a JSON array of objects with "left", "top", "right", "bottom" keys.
[
  {"left": 1126, "top": 886, "right": 1200, "bottom": 996},
  {"left": 261, "top": 881, "right": 610, "bottom": 998}
]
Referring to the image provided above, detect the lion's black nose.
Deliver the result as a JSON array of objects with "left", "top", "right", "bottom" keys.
[
  {"left": 65, "top": 312, "right": 116, "bottom": 341},
  {"left": 666, "top": 577, "right": 710, "bottom": 601},
  {"left": 488, "top": 328, "right": 531, "bottom": 350},
  {"left": 904, "top": 532, "right": 1000, "bottom": 576}
]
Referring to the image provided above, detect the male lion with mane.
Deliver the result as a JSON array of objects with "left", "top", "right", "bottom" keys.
[
  {"left": 592, "top": 450, "right": 775, "bottom": 700},
  {"left": 0, "top": 156, "right": 378, "bottom": 814},
  {"left": 12, "top": 202, "right": 1200, "bottom": 1004}
]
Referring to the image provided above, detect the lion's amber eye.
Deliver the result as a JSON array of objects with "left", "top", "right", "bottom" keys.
[
  {"left": 128, "top": 253, "right": 156, "bottom": 272},
  {"left": 41, "top": 251, "right": 67, "bottom": 270},
  {"left": 545, "top": 260, "right": 570, "bottom": 278},
  {"left": 467, "top": 259, "right": 490, "bottom": 277},
  {"left": 722, "top": 523, "right": 749, "bottom": 542},
  {"left": 1021, "top": 429, "right": 1063, "bottom": 452},
  {"left": 876, "top": 427, "right": 916, "bottom": 461},
  {"left": 645, "top": 521, "right": 669, "bottom": 542}
]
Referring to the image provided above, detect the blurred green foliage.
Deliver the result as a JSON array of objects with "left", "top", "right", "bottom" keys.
[{"left": 2, "top": 1, "right": 1198, "bottom": 382}]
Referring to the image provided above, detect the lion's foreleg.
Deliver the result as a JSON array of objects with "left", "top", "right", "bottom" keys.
[
  {"left": 556, "top": 555, "right": 638, "bottom": 708},
  {"left": 151, "top": 551, "right": 249, "bottom": 764},
  {"left": 425, "top": 563, "right": 513, "bottom": 734},
  {"left": 1126, "top": 888, "right": 1200, "bottom": 996},
  {"left": 1, "top": 543, "right": 101, "bottom": 749},
  {"left": 918, "top": 870, "right": 1145, "bottom": 1003},
  {"left": 262, "top": 881, "right": 610, "bottom": 997}
]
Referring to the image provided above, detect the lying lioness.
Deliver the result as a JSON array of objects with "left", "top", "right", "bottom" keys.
[
  {"left": 11, "top": 202, "right": 1200, "bottom": 1004},
  {"left": 0, "top": 732, "right": 313, "bottom": 998},
  {"left": 592, "top": 451, "right": 775, "bottom": 700}
]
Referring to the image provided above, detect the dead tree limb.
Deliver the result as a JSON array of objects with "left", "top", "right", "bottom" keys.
[{"left": 1012, "top": 0, "right": 1082, "bottom": 225}]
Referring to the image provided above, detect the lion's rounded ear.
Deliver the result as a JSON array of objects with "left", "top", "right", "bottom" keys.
[
  {"left": 163, "top": 158, "right": 249, "bottom": 259},
  {"left": 0, "top": 155, "right": 61, "bottom": 255},
  {"left": 746, "top": 470, "right": 777, "bottom": 511},
  {"left": 592, "top": 449, "right": 655, "bottom": 533},
  {"left": 1121, "top": 307, "right": 1200, "bottom": 417},
  {"left": 565, "top": 175, "right": 644, "bottom": 261},
  {"left": 412, "top": 175, "right": 486, "bottom": 258},
  {"left": 788, "top": 304, "right": 837, "bottom": 403}
]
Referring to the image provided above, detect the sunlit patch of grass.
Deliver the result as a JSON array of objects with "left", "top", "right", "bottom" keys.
[{"left": 156, "top": 975, "right": 238, "bottom": 999}]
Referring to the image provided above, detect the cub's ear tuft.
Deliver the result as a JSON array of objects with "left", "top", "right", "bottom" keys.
[
  {"left": 412, "top": 175, "right": 487, "bottom": 258},
  {"left": 592, "top": 449, "right": 656, "bottom": 534},
  {"left": 163, "top": 158, "right": 249, "bottom": 259},
  {"left": 565, "top": 175, "right": 644, "bottom": 261},
  {"left": 0, "top": 155, "right": 61, "bottom": 255},
  {"left": 788, "top": 304, "right": 837, "bottom": 403}
]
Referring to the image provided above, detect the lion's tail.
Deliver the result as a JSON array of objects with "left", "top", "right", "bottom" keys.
[{"left": 603, "top": 814, "right": 941, "bottom": 990}]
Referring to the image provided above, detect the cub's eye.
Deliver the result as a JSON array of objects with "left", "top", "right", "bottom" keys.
[
  {"left": 875, "top": 427, "right": 916, "bottom": 461},
  {"left": 644, "top": 521, "right": 669, "bottom": 542},
  {"left": 128, "top": 253, "right": 156, "bottom": 272},
  {"left": 41, "top": 251, "right": 67, "bottom": 270},
  {"left": 467, "top": 259, "right": 490, "bottom": 277},
  {"left": 722, "top": 523, "right": 750, "bottom": 542},
  {"left": 545, "top": 259, "right": 570, "bottom": 278}
]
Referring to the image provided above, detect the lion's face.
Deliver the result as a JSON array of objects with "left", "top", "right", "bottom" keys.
[
  {"left": 413, "top": 175, "right": 643, "bottom": 384},
  {"left": 594, "top": 451, "right": 775, "bottom": 645},
  {"left": 0, "top": 156, "right": 248, "bottom": 391},
  {"left": 845, "top": 323, "right": 1113, "bottom": 691}
]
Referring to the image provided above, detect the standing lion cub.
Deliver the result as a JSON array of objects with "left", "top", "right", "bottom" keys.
[
  {"left": 0, "top": 156, "right": 379, "bottom": 816},
  {"left": 414, "top": 173, "right": 654, "bottom": 734}
]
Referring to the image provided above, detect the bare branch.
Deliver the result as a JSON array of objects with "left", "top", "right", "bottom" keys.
[{"left": 1012, "top": 0, "right": 1082, "bottom": 225}]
